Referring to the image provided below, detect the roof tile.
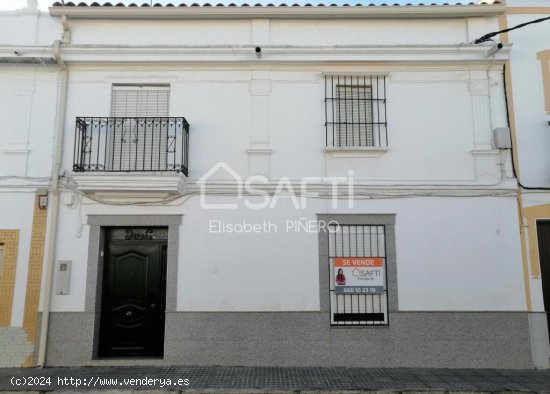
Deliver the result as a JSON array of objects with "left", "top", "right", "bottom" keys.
[{"left": 51, "top": 1, "right": 501, "bottom": 7}]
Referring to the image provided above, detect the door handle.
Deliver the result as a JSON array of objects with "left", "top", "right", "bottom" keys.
[{"left": 150, "top": 303, "right": 156, "bottom": 310}]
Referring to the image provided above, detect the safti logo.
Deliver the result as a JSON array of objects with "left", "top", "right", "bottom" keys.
[
  {"left": 352, "top": 268, "right": 382, "bottom": 278},
  {"left": 197, "top": 162, "right": 354, "bottom": 210}
]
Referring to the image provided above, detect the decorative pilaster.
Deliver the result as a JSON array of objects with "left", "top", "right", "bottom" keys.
[
  {"left": 248, "top": 71, "right": 272, "bottom": 177},
  {"left": 469, "top": 76, "right": 493, "bottom": 151},
  {"left": 469, "top": 73, "right": 501, "bottom": 181},
  {"left": 2, "top": 81, "right": 35, "bottom": 176}
]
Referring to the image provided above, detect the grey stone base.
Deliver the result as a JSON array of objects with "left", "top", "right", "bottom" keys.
[{"left": 39, "top": 311, "right": 547, "bottom": 369}]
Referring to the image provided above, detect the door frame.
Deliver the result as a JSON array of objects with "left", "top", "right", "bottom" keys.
[
  {"left": 536, "top": 219, "right": 550, "bottom": 342},
  {"left": 84, "top": 215, "right": 181, "bottom": 360}
]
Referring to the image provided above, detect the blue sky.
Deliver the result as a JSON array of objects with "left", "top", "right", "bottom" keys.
[{"left": 0, "top": 0, "right": 473, "bottom": 11}]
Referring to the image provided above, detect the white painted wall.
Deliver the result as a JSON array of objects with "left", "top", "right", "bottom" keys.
[
  {"left": 49, "top": 194, "right": 525, "bottom": 312},
  {"left": 64, "top": 18, "right": 476, "bottom": 47},
  {"left": 0, "top": 10, "right": 60, "bottom": 46}
]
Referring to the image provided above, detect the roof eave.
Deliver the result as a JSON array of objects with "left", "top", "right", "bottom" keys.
[{"left": 48, "top": 4, "right": 506, "bottom": 20}]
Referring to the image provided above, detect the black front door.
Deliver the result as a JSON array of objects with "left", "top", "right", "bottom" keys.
[
  {"left": 99, "top": 228, "right": 167, "bottom": 357},
  {"left": 537, "top": 221, "right": 550, "bottom": 342}
]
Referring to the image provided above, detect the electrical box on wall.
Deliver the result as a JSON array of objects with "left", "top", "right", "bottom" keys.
[
  {"left": 56, "top": 260, "right": 71, "bottom": 295},
  {"left": 493, "top": 127, "right": 512, "bottom": 149}
]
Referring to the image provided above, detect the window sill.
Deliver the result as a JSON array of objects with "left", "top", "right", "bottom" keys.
[{"left": 325, "top": 146, "right": 388, "bottom": 158}]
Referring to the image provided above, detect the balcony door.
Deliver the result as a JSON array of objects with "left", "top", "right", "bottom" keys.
[{"left": 107, "top": 84, "right": 170, "bottom": 171}]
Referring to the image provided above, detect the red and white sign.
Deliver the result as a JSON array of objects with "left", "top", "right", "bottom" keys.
[{"left": 333, "top": 257, "right": 385, "bottom": 294}]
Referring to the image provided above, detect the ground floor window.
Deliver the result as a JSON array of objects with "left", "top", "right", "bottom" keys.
[
  {"left": 328, "top": 224, "right": 389, "bottom": 326},
  {"left": 318, "top": 214, "right": 396, "bottom": 327}
]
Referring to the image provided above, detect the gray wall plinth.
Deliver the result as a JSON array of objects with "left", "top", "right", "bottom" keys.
[
  {"left": 43, "top": 311, "right": 537, "bottom": 369},
  {"left": 38, "top": 312, "right": 96, "bottom": 366},
  {"left": 528, "top": 312, "right": 550, "bottom": 369}
]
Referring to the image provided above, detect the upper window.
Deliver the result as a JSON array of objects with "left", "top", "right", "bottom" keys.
[
  {"left": 111, "top": 84, "right": 170, "bottom": 117},
  {"left": 73, "top": 84, "right": 189, "bottom": 175},
  {"left": 325, "top": 75, "right": 387, "bottom": 148},
  {"left": 108, "top": 84, "right": 170, "bottom": 171}
]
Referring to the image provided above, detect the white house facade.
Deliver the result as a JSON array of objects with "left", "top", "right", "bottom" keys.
[{"left": 0, "top": 0, "right": 547, "bottom": 369}]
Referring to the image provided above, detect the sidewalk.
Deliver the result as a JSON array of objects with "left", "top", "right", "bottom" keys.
[{"left": 1, "top": 365, "right": 550, "bottom": 393}]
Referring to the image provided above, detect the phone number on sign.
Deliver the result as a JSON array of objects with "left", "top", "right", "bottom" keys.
[{"left": 338, "top": 287, "right": 384, "bottom": 294}]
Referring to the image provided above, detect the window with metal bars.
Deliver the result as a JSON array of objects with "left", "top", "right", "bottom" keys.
[
  {"left": 325, "top": 75, "right": 388, "bottom": 148},
  {"left": 328, "top": 224, "right": 389, "bottom": 326}
]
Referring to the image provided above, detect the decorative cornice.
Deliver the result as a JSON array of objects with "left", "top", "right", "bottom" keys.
[
  {"left": 0, "top": 44, "right": 511, "bottom": 65},
  {"left": 49, "top": 4, "right": 505, "bottom": 20},
  {"left": 50, "top": 44, "right": 512, "bottom": 64},
  {"left": 185, "top": 178, "right": 518, "bottom": 192}
]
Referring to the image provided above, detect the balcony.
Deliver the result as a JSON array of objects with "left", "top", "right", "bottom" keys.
[
  {"left": 71, "top": 117, "right": 189, "bottom": 197},
  {"left": 73, "top": 116, "right": 189, "bottom": 176}
]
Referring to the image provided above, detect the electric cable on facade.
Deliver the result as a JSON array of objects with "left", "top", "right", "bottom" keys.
[{"left": 475, "top": 15, "right": 550, "bottom": 44}]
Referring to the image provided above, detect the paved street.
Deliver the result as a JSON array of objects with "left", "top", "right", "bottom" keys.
[{"left": 0, "top": 366, "right": 550, "bottom": 393}]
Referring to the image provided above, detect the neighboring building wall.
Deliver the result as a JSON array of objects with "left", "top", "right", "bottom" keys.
[
  {"left": 504, "top": 0, "right": 550, "bottom": 368},
  {"left": 0, "top": 198, "right": 47, "bottom": 368},
  {"left": 0, "top": 196, "right": 39, "bottom": 368},
  {"left": 0, "top": 5, "right": 60, "bottom": 367}
]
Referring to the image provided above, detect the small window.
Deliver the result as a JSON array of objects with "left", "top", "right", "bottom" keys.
[
  {"left": 328, "top": 224, "right": 389, "bottom": 326},
  {"left": 325, "top": 75, "right": 387, "bottom": 148}
]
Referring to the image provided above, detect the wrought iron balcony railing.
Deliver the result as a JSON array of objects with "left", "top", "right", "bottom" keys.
[{"left": 73, "top": 117, "right": 189, "bottom": 176}]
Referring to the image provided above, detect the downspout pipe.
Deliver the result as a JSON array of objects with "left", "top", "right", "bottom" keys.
[{"left": 37, "top": 37, "right": 68, "bottom": 368}]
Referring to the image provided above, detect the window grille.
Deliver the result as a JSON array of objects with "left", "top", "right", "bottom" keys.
[
  {"left": 108, "top": 85, "right": 170, "bottom": 171},
  {"left": 325, "top": 75, "right": 387, "bottom": 148},
  {"left": 328, "top": 224, "right": 389, "bottom": 326}
]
